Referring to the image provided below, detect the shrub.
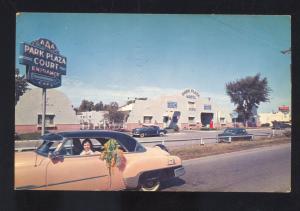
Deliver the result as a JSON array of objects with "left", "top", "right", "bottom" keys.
[{"left": 261, "top": 123, "right": 270, "bottom": 127}]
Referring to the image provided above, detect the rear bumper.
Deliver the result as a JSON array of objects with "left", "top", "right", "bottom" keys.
[{"left": 124, "top": 165, "right": 185, "bottom": 189}]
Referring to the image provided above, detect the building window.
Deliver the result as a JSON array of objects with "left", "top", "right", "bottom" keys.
[
  {"left": 167, "top": 101, "right": 177, "bottom": 109},
  {"left": 188, "top": 101, "right": 196, "bottom": 111},
  {"left": 163, "top": 116, "right": 169, "bottom": 123},
  {"left": 188, "top": 117, "right": 195, "bottom": 124},
  {"left": 38, "top": 114, "right": 55, "bottom": 126},
  {"left": 220, "top": 117, "right": 225, "bottom": 124},
  {"left": 143, "top": 116, "right": 152, "bottom": 124},
  {"left": 204, "top": 104, "right": 211, "bottom": 110}
]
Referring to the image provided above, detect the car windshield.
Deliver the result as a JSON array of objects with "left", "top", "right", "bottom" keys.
[
  {"left": 36, "top": 139, "right": 62, "bottom": 156},
  {"left": 224, "top": 128, "right": 236, "bottom": 134},
  {"left": 116, "top": 134, "right": 146, "bottom": 152}
]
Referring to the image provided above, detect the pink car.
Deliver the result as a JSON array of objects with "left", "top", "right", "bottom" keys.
[{"left": 15, "top": 130, "right": 185, "bottom": 191}]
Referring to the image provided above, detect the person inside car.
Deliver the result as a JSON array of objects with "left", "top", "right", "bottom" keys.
[
  {"left": 80, "top": 138, "right": 95, "bottom": 156},
  {"left": 73, "top": 138, "right": 83, "bottom": 155}
]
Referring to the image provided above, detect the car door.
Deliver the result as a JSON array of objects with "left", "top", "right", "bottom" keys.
[
  {"left": 240, "top": 129, "right": 248, "bottom": 140},
  {"left": 147, "top": 127, "right": 153, "bottom": 136},
  {"left": 151, "top": 127, "right": 159, "bottom": 136},
  {"left": 15, "top": 152, "right": 49, "bottom": 190},
  {"left": 154, "top": 127, "right": 160, "bottom": 136},
  {"left": 45, "top": 139, "right": 109, "bottom": 191},
  {"left": 142, "top": 127, "right": 149, "bottom": 136}
]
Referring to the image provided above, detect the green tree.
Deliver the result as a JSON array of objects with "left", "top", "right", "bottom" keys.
[
  {"left": 226, "top": 73, "right": 271, "bottom": 124},
  {"left": 94, "top": 101, "right": 104, "bottom": 111},
  {"left": 73, "top": 107, "right": 79, "bottom": 114},
  {"left": 78, "top": 100, "right": 94, "bottom": 112},
  {"left": 104, "top": 102, "right": 125, "bottom": 124},
  {"left": 104, "top": 111, "right": 125, "bottom": 124},
  {"left": 15, "top": 68, "right": 30, "bottom": 105}
]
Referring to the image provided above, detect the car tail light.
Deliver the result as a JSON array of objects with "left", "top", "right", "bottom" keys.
[{"left": 168, "top": 158, "right": 176, "bottom": 165}]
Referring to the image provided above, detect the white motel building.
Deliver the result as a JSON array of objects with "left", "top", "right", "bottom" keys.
[
  {"left": 15, "top": 88, "right": 290, "bottom": 134},
  {"left": 120, "top": 88, "right": 232, "bottom": 130},
  {"left": 77, "top": 110, "right": 109, "bottom": 130},
  {"left": 15, "top": 88, "right": 80, "bottom": 134}
]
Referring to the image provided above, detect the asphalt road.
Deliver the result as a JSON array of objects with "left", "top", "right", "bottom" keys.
[
  {"left": 139, "top": 128, "right": 274, "bottom": 148},
  {"left": 160, "top": 143, "right": 291, "bottom": 192},
  {"left": 15, "top": 128, "right": 276, "bottom": 150}
]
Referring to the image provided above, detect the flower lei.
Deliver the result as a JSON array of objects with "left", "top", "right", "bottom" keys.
[{"left": 99, "top": 139, "right": 126, "bottom": 178}]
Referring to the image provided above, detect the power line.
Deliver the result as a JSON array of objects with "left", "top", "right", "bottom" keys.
[{"left": 281, "top": 48, "right": 291, "bottom": 55}]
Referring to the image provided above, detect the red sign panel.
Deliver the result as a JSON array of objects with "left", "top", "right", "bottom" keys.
[{"left": 278, "top": 106, "right": 289, "bottom": 112}]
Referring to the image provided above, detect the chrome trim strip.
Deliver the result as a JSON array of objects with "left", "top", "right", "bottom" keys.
[{"left": 15, "top": 174, "right": 108, "bottom": 190}]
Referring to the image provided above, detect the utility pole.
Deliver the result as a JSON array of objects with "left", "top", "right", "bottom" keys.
[{"left": 281, "top": 48, "right": 291, "bottom": 120}]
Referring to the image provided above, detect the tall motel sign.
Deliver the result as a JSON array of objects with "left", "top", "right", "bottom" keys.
[{"left": 19, "top": 38, "right": 67, "bottom": 135}]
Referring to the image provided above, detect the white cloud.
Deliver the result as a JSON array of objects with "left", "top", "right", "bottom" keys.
[
  {"left": 57, "top": 78, "right": 181, "bottom": 107},
  {"left": 57, "top": 77, "right": 289, "bottom": 113}
]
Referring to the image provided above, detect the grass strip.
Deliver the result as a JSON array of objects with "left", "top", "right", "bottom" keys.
[{"left": 170, "top": 137, "right": 291, "bottom": 160}]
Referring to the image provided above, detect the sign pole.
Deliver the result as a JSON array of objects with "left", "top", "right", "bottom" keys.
[{"left": 41, "top": 88, "right": 47, "bottom": 135}]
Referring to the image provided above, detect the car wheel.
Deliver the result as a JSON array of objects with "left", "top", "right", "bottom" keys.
[
  {"left": 140, "top": 179, "right": 160, "bottom": 191},
  {"left": 140, "top": 133, "right": 145, "bottom": 138}
]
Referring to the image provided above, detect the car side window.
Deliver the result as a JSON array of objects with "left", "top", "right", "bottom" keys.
[
  {"left": 114, "top": 134, "right": 146, "bottom": 153},
  {"left": 59, "top": 139, "right": 73, "bottom": 156},
  {"left": 90, "top": 138, "right": 103, "bottom": 153},
  {"left": 72, "top": 138, "right": 83, "bottom": 155}
]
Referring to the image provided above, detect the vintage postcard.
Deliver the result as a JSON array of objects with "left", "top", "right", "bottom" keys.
[{"left": 15, "top": 13, "right": 291, "bottom": 192}]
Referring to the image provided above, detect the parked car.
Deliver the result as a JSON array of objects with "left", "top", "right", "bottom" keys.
[
  {"left": 272, "top": 121, "right": 291, "bottom": 130},
  {"left": 15, "top": 130, "right": 184, "bottom": 191},
  {"left": 217, "top": 128, "right": 253, "bottom": 142},
  {"left": 132, "top": 125, "right": 167, "bottom": 138}
]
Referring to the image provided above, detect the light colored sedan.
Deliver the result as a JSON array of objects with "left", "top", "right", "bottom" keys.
[{"left": 15, "top": 130, "right": 185, "bottom": 191}]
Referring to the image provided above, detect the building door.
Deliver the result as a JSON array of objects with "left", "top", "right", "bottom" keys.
[
  {"left": 163, "top": 116, "right": 169, "bottom": 128},
  {"left": 201, "top": 113, "right": 214, "bottom": 127},
  {"left": 169, "top": 111, "right": 181, "bottom": 128}
]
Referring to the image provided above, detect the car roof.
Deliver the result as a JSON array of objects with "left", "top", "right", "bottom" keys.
[
  {"left": 41, "top": 130, "right": 129, "bottom": 141},
  {"left": 225, "top": 128, "right": 245, "bottom": 131}
]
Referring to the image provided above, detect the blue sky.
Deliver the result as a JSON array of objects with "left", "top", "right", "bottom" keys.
[{"left": 16, "top": 13, "right": 291, "bottom": 113}]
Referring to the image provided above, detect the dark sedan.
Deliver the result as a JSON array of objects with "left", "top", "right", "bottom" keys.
[
  {"left": 132, "top": 125, "right": 167, "bottom": 138},
  {"left": 217, "top": 128, "right": 253, "bottom": 143},
  {"left": 271, "top": 121, "right": 291, "bottom": 130}
]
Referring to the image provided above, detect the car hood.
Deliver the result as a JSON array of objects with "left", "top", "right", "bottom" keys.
[
  {"left": 15, "top": 151, "right": 47, "bottom": 168},
  {"left": 145, "top": 146, "right": 170, "bottom": 156}
]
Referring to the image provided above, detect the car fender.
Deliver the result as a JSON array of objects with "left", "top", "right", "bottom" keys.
[{"left": 122, "top": 148, "right": 182, "bottom": 188}]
